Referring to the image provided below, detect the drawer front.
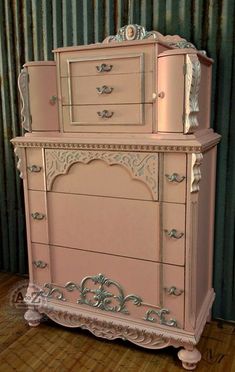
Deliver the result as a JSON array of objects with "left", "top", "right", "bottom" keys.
[
  {"left": 61, "top": 72, "right": 153, "bottom": 105},
  {"left": 162, "top": 203, "right": 185, "bottom": 266},
  {"left": 26, "top": 148, "right": 45, "bottom": 190},
  {"left": 62, "top": 103, "right": 153, "bottom": 132},
  {"left": 46, "top": 245, "right": 185, "bottom": 327},
  {"left": 47, "top": 150, "right": 158, "bottom": 201},
  {"left": 162, "top": 153, "right": 187, "bottom": 203},
  {"left": 28, "top": 190, "right": 48, "bottom": 244},
  {"left": 58, "top": 46, "right": 155, "bottom": 77},
  {"left": 47, "top": 192, "right": 160, "bottom": 262},
  {"left": 31, "top": 243, "right": 51, "bottom": 285}
]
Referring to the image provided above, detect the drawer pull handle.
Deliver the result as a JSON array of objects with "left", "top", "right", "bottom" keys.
[
  {"left": 97, "top": 110, "right": 114, "bottom": 118},
  {"left": 165, "top": 173, "right": 185, "bottom": 183},
  {"left": 49, "top": 95, "right": 57, "bottom": 105},
  {"left": 96, "top": 63, "right": 113, "bottom": 72},
  {"left": 164, "top": 229, "right": 184, "bottom": 239},
  {"left": 33, "top": 260, "right": 47, "bottom": 269},
  {"left": 31, "top": 212, "right": 45, "bottom": 220},
  {"left": 27, "top": 165, "right": 42, "bottom": 173},
  {"left": 96, "top": 85, "right": 113, "bottom": 94},
  {"left": 165, "top": 286, "right": 183, "bottom": 296}
]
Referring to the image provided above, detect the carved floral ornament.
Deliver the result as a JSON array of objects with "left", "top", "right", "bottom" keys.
[{"left": 38, "top": 273, "right": 178, "bottom": 329}]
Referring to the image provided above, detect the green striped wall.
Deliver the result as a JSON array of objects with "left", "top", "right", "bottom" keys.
[{"left": 0, "top": 0, "right": 234, "bottom": 321}]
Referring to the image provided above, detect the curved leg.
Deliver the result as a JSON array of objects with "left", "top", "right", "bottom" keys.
[
  {"left": 178, "top": 347, "right": 201, "bottom": 370},
  {"left": 24, "top": 308, "right": 42, "bottom": 327}
]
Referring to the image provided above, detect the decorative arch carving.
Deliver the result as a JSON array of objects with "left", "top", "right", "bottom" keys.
[{"left": 45, "top": 149, "right": 158, "bottom": 200}]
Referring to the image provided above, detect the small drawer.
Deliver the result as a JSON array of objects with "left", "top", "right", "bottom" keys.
[
  {"left": 58, "top": 45, "right": 154, "bottom": 77},
  {"left": 28, "top": 190, "right": 48, "bottom": 244},
  {"left": 31, "top": 243, "right": 51, "bottom": 286},
  {"left": 162, "top": 153, "right": 187, "bottom": 203},
  {"left": 62, "top": 103, "right": 153, "bottom": 133},
  {"left": 162, "top": 203, "right": 185, "bottom": 266},
  {"left": 61, "top": 72, "right": 153, "bottom": 105},
  {"left": 26, "top": 148, "right": 45, "bottom": 190},
  {"left": 48, "top": 245, "right": 184, "bottom": 327}
]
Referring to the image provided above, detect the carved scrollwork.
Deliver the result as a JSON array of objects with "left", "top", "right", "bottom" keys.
[
  {"left": 144, "top": 309, "right": 178, "bottom": 328},
  {"left": 102, "top": 24, "right": 197, "bottom": 51},
  {"left": 39, "top": 304, "right": 196, "bottom": 348},
  {"left": 191, "top": 153, "right": 203, "bottom": 193},
  {"left": 18, "top": 67, "right": 31, "bottom": 131},
  {"left": 65, "top": 273, "right": 142, "bottom": 314},
  {"left": 184, "top": 54, "right": 201, "bottom": 134},
  {"left": 40, "top": 283, "right": 66, "bottom": 301},
  {"left": 45, "top": 149, "right": 158, "bottom": 199}
]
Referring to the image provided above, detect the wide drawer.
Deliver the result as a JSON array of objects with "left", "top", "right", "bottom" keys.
[
  {"left": 26, "top": 148, "right": 45, "bottom": 190},
  {"left": 46, "top": 149, "right": 158, "bottom": 201},
  {"left": 38, "top": 245, "right": 185, "bottom": 328},
  {"left": 58, "top": 46, "right": 155, "bottom": 77},
  {"left": 62, "top": 103, "right": 153, "bottom": 132},
  {"left": 61, "top": 72, "right": 153, "bottom": 105},
  {"left": 47, "top": 192, "right": 160, "bottom": 261}
]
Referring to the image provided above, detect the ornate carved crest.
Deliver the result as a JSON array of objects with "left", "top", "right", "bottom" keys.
[
  {"left": 45, "top": 149, "right": 158, "bottom": 199},
  {"left": 103, "top": 24, "right": 197, "bottom": 50}
]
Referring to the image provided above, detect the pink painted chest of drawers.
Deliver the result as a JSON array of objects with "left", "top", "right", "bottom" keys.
[{"left": 12, "top": 24, "right": 220, "bottom": 370}]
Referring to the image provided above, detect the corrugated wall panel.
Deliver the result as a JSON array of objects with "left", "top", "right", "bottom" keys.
[{"left": 0, "top": 0, "right": 234, "bottom": 321}]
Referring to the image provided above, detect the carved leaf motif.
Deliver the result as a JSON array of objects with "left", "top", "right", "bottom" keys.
[
  {"left": 18, "top": 68, "right": 31, "bottom": 131},
  {"left": 184, "top": 55, "right": 201, "bottom": 134},
  {"left": 191, "top": 153, "right": 203, "bottom": 193},
  {"left": 45, "top": 149, "right": 158, "bottom": 199}
]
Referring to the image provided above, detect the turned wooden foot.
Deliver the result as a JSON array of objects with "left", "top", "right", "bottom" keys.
[
  {"left": 24, "top": 308, "right": 42, "bottom": 327},
  {"left": 178, "top": 347, "right": 201, "bottom": 370}
]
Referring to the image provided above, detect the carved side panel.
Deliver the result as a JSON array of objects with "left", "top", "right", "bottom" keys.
[
  {"left": 184, "top": 55, "right": 201, "bottom": 134},
  {"left": 18, "top": 67, "right": 31, "bottom": 131},
  {"left": 191, "top": 153, "right": 203, "bottom": 193},
  {"left": 45, "top": 149, "right": 158, "bottom": 199},
  {"left": 14, "top": 147, "right": 25, "bottom": 179}
]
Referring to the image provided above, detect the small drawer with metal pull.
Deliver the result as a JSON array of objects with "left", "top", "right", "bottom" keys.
[
  {"left": 162, "top": 203, "right": 185, "bottom": 266},
  {"left": 26, "top": 148, "right": 45, "bottom": 191},
  {"left": 62, "top": 104, "right": 153, "bottom": 133},
  {"left": 28, "top": 190, "right": 48, "bottom": 244},
  {"left": 31, "top": 243, "right": 51, "bottom": 285},
  {"left": 162, "top": 153, "right": 187, "bottom": 204}
]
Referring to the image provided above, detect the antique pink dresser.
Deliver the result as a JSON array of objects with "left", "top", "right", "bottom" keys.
[{"left": 12, "top": 25, "right": 220, "bottom": 370}]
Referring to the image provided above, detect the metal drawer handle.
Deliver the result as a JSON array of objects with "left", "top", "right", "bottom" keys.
[
  {"left": 33, "top": 260, "right": 47, "bottom": 269},
  {"left": 96, "top": 85, "right": 113, "bottom": 94},
  {"left": 165, "top": 286, "right": 183, "bottom": 296},
  {"left": 96, "top": 63, "right": 113, "bottom": 72},
  {"left": 165, "top": 173, "right": 185, "bottom": 183},
  {"left": 164, "top": 229, "right": 184, "bottom": 239},
  {"left": 31, "top": 212, "right": 45, "bottom": 220},
  {"left": 97, "top": 110, "right": 114, "bottom": 118},
  {"left": 27, "top": 165, "right": 42, "bottom": 173},
  {"left": 49, "top": 95, "right": 57, "bottom": 105}
]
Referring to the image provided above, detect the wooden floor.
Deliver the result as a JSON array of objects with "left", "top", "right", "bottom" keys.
[{"left": 0, "top": 273, "right": 234, "bottom": 372}]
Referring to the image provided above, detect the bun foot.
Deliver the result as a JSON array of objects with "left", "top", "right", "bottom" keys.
[
  {"left": 178, "top": 347, "right": 201, "bottom": 370},
  {"left": 24, "top": 308, "right": 42, "bottom": 327}
]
